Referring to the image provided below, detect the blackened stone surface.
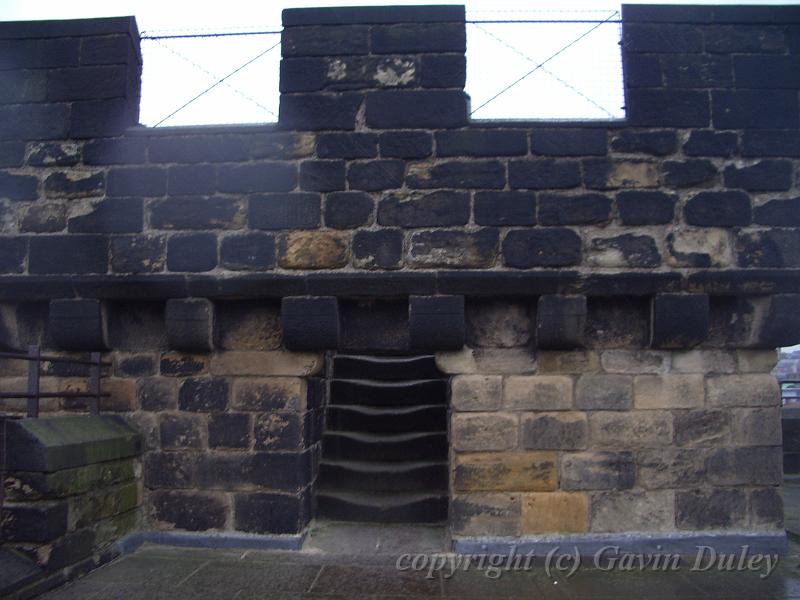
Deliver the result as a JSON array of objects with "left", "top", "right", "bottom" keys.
[
  {"left": 742, "top": 130, "right": 800, "bottom": 157},
  {"left": 662, "top": 159, "right": 717, "bottom": 188},
  {"left": 474, "top": 192, "right": 536, "bottom": 226},
  {"left": 435, "top": 130, "right": 527, "bottom": 157},
  {"left": 166, "top": 233, "right": 217, "bottom": 272},
  {"left": 531, "top": 128, "right": 607, "bottom": 156},
  {"left": 365, "top": 90, "right": 468, "bottom": 129},
  {"left": 281, "top": 296, "right": 339, "bottom": 350},
  {"left": 29, "top": 235, "right": 108, "bottom": 274},
  {"left": 325, "top": 192, "right": 374, "bottom": 229},
  {"left": 538, "top": 193, "right": 612, "bottom": 225},
  {"left": 208, "top": 413, "right": 251, "bottom": 449},
  {"left": 0, "top": 172, "right": 39, "bottom": 201},
  {"left": 736, "top": 230, "right": 800, "bottom": 268},
  {"left": 379, "top": 131, "right": 432, "bottom": 158},
  {"left": 316, "top": 133, "right": 377, "bottom": 159},
  {"left": 111, "top": 235, "right": 166, "bottom": 274},
  {"left": 627, "top": 89, "right": 710, "bottom": 127},
  {"left": 420, "top": 53, "right": 466, "bottom": 88},
  {"left": 406, "top": 160, "right": 504, "bottom": 189},
  {"left": 676, "top": 488, "right": 747, "bottom": 530},
  {"left": 508, "top": 159, "right": 581, "bottom": 190},
  {"left": 165, "top": 298, "right": 214, "bottom": 352},
  {"left": 249, "top": 194, "right": 321, "bottom": 230},
  {"left": 537, "top": 294, "right": 587, "bottom": 349},
  {"left": 712, "top": 90, "right": 799, "bottom": 129},
  {"left": 220, "top": 233, "right": 275, "bottom": 270},
  {"left": 651, "top": 293, "right": 710, "bottom": 349},
  {"left": 179, "top": 377, "right": 229, "bottom": 412},
  {"left": 279, "top": 93, "right": 362, "bottom": 131},
  {"left": 503, "top": 229, "right": 582, "bottom": 268},
  {"left": 353, "top": 229, "right": 403, "bottom": 269},
  {"left": 160, "top": 414, "right": 203, "bottom": 449},
  {"left": 616, "top": 191, "right": 676, "bottom": 225},
  {"left": 299, "top": 160, "right": 346, "bottom": 192},
  {"left": 49, "top": 298, "right": 107, "bottom": 350},
  {"left": 408, "top": 229, "right": 498, "bottom": 268},
  {"left": 754, "top": 197, "right": 800, "bottom": 226},
  {"left": 759, "top": 294, "right": 800, "bottom": 347},
  {"left": 0, "top": 238, "right": 27, "bottom": 273},
  {"left": 68, "top": 198, "right": 143, "bottom": 233},
  {"left": 233, "top": 492, "right": 307, "bottom": 534},
  {"left": 723, "top": 160, "right": 793, "bottom": 191},
  {"left": 348, "top": 160, "right": 405, "bottom": 191},
  {"left": 684, "top": 191, "right": 751, "bottom": 226},
  {"left": 150, "top": 490, "right": 227, "bottom": 531},
  {"left": 611, "top": 130, "right": 676, "bottom": 156},
  {"left": 683, "top": 130, "right": 738, "bottom": 157},
  {"left": 107, "top": 167, "right": 165, "bottom": 197},
  {"left": 378, "top": 191, "right": 469, "bottom": 227},
  {"left": 409, "top": 294, "right": 465, "bottom": 350}
]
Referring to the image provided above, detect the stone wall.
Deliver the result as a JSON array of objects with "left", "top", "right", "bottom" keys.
[
  {"left": 1, "top": 415, "right": 141, "bottom": 597},
  {"left": 0, "top": 4, "right": 799, "bottom": 549}
]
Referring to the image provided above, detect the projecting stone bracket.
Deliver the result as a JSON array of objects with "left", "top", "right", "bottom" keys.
[
  {"left": 165, "top": 298, "right": 215, "bottom": 352},
  {"left": 281, "top": 296, "right": 341, "bottom": 350},
  {"left": 409, "top": 295, "right": 465, "bottom": 351},
  {"left": 536, "top": 294, "right": 587, "bottom": 349},
  {"left": 48, "top": 298, "right": 108, "bottom": 351},
  {"left": 650, "top": 293, "right": 710, "bottom": 349}
]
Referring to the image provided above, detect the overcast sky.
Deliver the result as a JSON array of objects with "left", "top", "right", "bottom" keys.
[{"left": 0, "top": 0, "right": 794, "bottom": 126}]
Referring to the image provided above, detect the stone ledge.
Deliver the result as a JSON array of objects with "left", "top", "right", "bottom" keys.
[
  {"left": 6, "top": 415, "right": 142, "bottom": 472},
  {"left": 115, "top": 530, "right": 305, "bottom": 554},
  {"left": 453, "top": 530, "right": 788, "bottom": 557},
  {"left": 282, "top": 6, "right": 465, "bottom": 27}
]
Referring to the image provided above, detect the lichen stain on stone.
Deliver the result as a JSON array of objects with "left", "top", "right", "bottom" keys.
[
  {"left": 327, "top": 59, "right": 347, "bottom": 81},
  {"left": 293, "top": 133, "right": 316, "bottom": 157},
  {"left": 406, "top": 163, "right": 433, "bottom": 182},
  {"left": 374, "top": 58, "right": 415, "bottom": 86}
]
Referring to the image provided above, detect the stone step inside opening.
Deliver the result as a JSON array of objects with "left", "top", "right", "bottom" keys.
[{"left": 316, "top": 354, "right": 449, "bottom": 523}]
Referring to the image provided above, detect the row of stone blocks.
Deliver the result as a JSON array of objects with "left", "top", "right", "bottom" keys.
[{"left": 42, "top": 293, "right": 799, "bottom": 353}]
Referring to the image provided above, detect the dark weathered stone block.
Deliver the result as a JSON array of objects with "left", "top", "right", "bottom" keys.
[
  {"left": 736, "top": 230, "right": 800, "bottom": 268},
  {"left": 255, "top": 413, "right": 304, "bottom": 450},
  {"left": 712, "top": 90, "right": 799, "bottom": 128},
  {"left": 616, "top": 191, "right": 676, "bottom": 225},
  {"left": 474, "top": 191, "right": 536, "bottom": 226},
  {"left": 502, "top": 229, "right": 581, "bottom": 268},
  {"left": 409, "top": 294, "right": 465, "bottom": 350},
  {"left": 325, "top": 192, "right": 373, "bottom": 229},
  {"left": 378, "top": 191, "right": 469, "bottom": 227},
  {"left": 611, "top": 130, "right": 676, "bottom": 156},
  {"left": 508, "top": 159, "right": 581, "bottom": 190},
  {"left": 282, "top": 25, "right": 369, "bottom": 57},
  {"left": 651, "top": 293, "right": 710, "bottom": 349},
  {"left": 68, "top": 198, "right": 143, "bottom": 233},
  {"left": 317, "top": 133, "right": 377, "bottom": 158},
  {"left": 353, "top": 229, "right": 403, "bottom": 270},
  {"left": 365, "top": 90, "right": 467, "bottom": 129},
  {"left": 684, "top": 191, "right": 751, "bottom": 226},
  {"left": 406, "top": 160, "right": 504, "bottom": 189},
  {"left": 538, "top": 193, "right": 612, "bottom": 225},
  {"left": 150, "top": 490, "right": 227, "bottom": 531},
  {"left": 408, "top": 229, "right": 497, "bottom": 268},
  {"left": 379, "top": 131, "right": 432, "bottom": 158},
  {"left": 561, "top": 451, "right": 635, "bottom": 491},
  {"left": 299, "top": 160, "right": 345, "bottom": 192},
  {"left": 683, "top": 130, "right": 738, "bottom": 157},
  {"left": 165, "top": 298, "right": 214, "bottom": 352},
  {"left": 281, "top": 296, "right": 339, "bottom": 350},
  {"left": 279, "top": 93, "right": 362, "bottom": 131},
  {"left": 662, "top": 159, "right": 717, "bottom": 188},
  {"left": 531, "top": 128, "right": 607, "bottom": 156},
  {"left": 208, "top": 413, "right": 250, "bottom": 449},
  {"left": 0, "top": 238, "right": 27, "bottom": 274},
  {"left": 0, "top": 172, "right": 38, "bottom": 201},
  {"left": 348, "top": 160, "right": 405, "bottom": 191},
  {"left": 723, "top": 160, "right": 793, "bottom": 192},
  {"left": 49, "top": 298, "right": 107, "bottom": 350},
  {"left": 1, "top": 501, "right": 68, "bottom": 542},
  {"left": 111, "top": 235, "right": 165, "bottom": 274},
  {"left": 627, "top": 89, "right": 710, "bottom": 127},
  {"left": 220, "top": 233, "right": 275, "bottom": 270},
  {"left": 759, "top": 294, "right": 800, "bottom": 348},
  {"left": 166, "top": 233, "right": 217, "bottom": 272},
  {"left": 676, "top": 488, "right": 747, "bottom": 530},
  {"left": 233, "top": 491, "right": 308, "bottom": 534},
  {"left": 249, "top": 193, "right": 321, "bottom": 230},
  {"left": 436, "top": 130, "right": 527, "bottom": 157},
  {"left": 420, "top": 53, "right": 465, "bottom": 88},
  {"left": 159, "top": 414, "right": 203, "bottom": 449},
  {"left": 179, "top": 377, "right": 229, "bottom": 412},
  {"left": 107, "top": 167, "right": 166, "bottom": 197},
  {"left": 537, "top": 295, "right": 587, "bottom": 349}
]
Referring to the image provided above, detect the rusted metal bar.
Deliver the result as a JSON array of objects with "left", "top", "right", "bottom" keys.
[
  {"left": 0, "top": 351, "right": 111, "bottom": 367},
  {"left": 89, "top": 352, "right": 101, "bottom": 415},
  {"left": 26, "top": 345, "right": 39, "bottom": 418}
]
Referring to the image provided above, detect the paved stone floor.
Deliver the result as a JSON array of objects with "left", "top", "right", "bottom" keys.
[{"left": 42, "top": 504, "right": 800, "bottom": 600}]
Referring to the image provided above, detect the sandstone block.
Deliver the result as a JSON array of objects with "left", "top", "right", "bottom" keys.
[
  {"left": 453, "top": 451, "right": 557, "bottom": 492},
  {"left": 232, "top": 377, "right": 307, "bottom": 411},
  {"left": 561, "top": 451, "right": 635, "bottom": 491},
  {"left": 521, "top": 491, "right": 588, "bottom": 534},
  {"left": 450, "top": 375, "right": 502, "bottom": 411},
  {"left": 633, "top": 374, "right": 704, "bottom": 409},
  {"left": 600, "top": 350, "right": 670, "bottom": 374},
  {"left": 707, "top": 446, "right": 782, "bottom": 486},
  {"left": 210, "top": 351, "right": 324, "bottom": 376},
  {"left": 504, "top": 375, "right": 573, "bottom": 410},
  {"left": 706, "top": 374, "right": 780, "bottom": 407},
  {"left": 731, "top": 407, "right": 782, "bottom": 446},
  {"left": 674, "top": 409, "right": 730, "bottom": 447},
  {"left": 575, "top": 374, "right": 632, "bottom": 410},
  {"left": 537, "top": 351, "right": 600, "bottom": 374},
  {"left": 278, "top": 231, "right": 349, "bottom": 269},
  {"left": 521, "top": 412, "right": 588, "bottom": 450},
  {"left": 589, "top": 411, "right": 673, "bottom": 448},
  {"left": 676, "top": 488, "right": 747, "bottom": 530},
  {"left": 590, "top": 490, "right": 675, "bottom": 533},
  {"left": 637, "top": 448, "right": 707, "bottom": 489},
  {"left": 671, "top": 350, "right": 736, "bottom": 373},
  {"left": 451, "top": 492, "right": 521, "bottom": 536},
  {"left": 736, "top": 349, "right": 779, "bottom": 373},
  {"left": 451, "top": 412, "right": 517, "bottom": 452}
]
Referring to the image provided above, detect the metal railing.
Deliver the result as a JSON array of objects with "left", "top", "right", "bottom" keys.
[
  {"left": 0, "top": 345, "right": 110, "bottom": 418},
  {"left": 783, "top": 381, "right": 800, "bottom": 405}
]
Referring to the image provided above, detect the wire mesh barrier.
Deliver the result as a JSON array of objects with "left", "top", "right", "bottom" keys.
[{"left": 138, "top": 8, "right": 625, "bottom": 127}]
